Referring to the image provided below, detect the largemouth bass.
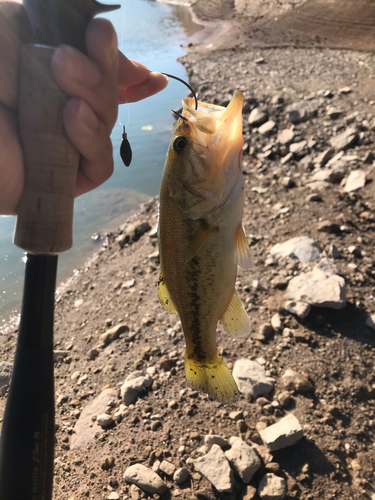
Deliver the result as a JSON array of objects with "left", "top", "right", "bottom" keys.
[{"left": 158, "top": 93, "right": 251, "bottom": 403}]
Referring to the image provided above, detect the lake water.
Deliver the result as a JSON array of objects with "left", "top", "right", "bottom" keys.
[{"left": 0, "top": 0, "right": 203, "bottom": 326}]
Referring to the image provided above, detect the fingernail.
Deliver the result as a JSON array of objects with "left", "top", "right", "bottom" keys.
[
  {"left": 53, "top": 45, "right": 102, "bottom": 88},
  {"left": 151, "top": 71, "right": 169, "bottom": 84},
  {"left": 68, "top": 98, "right": 99, "bottom": 131}
]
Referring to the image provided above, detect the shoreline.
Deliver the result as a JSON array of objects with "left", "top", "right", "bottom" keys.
[{"left": 1, "top": 2, "right": 375, "bottom": 498}]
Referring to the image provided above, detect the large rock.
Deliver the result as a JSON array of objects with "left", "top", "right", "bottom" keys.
[
  {"left": 193, "top": 444, "right": 234, "bottom": 493},
  {"left": 225, "top": 439, "right": 261, "bottom": 484},
  {"left": 259, "top": 414, "right": 303, "bottom": 452},
  {"left": 287, "top": 267, "right": 346, "bottom": 309},
  {"left": 71, "top": 388, "right": 117, "bottom": 449},
  {"left": 329, "top": 126, "right": 358, "bottom": 151},
  {"left": 124, "top": 464, "right": 168, "bottom": 495},
  {"left": 258, "top": 473, "right": 286, "bottom": 500},
  {"left": 344, "top": 169, "right": 366, "bottom": 192},
  {"left": 270, "top": 236, "right": 321, "bottom": 263},
  {"left": 233, "top": 359, "right": 275, "bottom": 398}
]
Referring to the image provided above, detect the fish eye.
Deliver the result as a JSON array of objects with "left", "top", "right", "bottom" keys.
[{"left": 173, "top": 136, "right": 188, "bottom": 154}]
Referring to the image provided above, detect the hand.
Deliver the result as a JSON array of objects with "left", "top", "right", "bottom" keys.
[{"left": 0, "top": 1, "right": 168, "bottom": 215}]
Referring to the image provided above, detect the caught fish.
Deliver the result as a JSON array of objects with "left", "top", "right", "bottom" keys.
[{"left": 158, "top": 92, "right": 251, "bottom": 403}]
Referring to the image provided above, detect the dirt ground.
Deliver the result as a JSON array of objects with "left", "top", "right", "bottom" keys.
[
  {"left": 189, "top": 0, "right": 375, "bottom": 56},
  {"left": 1, "top": 1, "right": 375, "bottom": 499}
]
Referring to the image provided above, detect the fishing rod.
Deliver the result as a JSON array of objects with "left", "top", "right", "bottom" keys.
[{"left": 0, "top": 1, "right": 119, "bottom": 498}]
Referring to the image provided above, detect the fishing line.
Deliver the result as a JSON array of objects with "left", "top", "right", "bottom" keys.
[
  {"left": 117, "top": 0, "right": 132, "bottom": 166},
  {"left": 120, "top": 72, "right": 198, "bottom": 167}
]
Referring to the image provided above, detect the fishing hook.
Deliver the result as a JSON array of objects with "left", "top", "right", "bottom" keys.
[{"left": 120, "top": 72, "right": 198, "bottom": 167}]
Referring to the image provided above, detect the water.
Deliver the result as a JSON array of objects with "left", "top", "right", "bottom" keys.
[{"left": 0, "top": 0, "right": 202, "bottom": 325}]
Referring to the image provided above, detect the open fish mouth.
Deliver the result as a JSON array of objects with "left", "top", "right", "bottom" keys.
[{"left": 180, "top": 93, "right": 244, "bottom": 156}]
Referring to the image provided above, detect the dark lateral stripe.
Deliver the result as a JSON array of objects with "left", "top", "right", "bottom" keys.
[{"left": 187, "top": 255, "right": 206, "bottom": 360}]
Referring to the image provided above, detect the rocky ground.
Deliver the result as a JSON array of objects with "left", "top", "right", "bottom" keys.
[{"left": 1, "top": 1, "right": 375, "bottom": 500}]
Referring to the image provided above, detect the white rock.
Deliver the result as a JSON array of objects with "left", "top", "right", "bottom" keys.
[
  {"left": 107, "top": 493, "right": 120, "bottom": 500},
  {"left": 270, "top": 236, "right": 321, "bottom": 263},
  {"left": 173, "top": 467, "right": 190, "bottom": 485},
  {"left": 71, "top": 388, "right": 117, "bottom": 449},
  {"left": 289, "top": 140, "right": 307, "bottom": 154},
  {"left": 280, "top": 152, "right": 293, "bottom": 164},
  {"left": 258, "top": 120, "right": 276, "bottom": 135},
  {"left": 124, "top": 464, "right": 168, "bottom": 495},
  {"left": 228, "top": 436, "right": 242, "bottom": 445},
  {"left": 287, "top": 267, "right": 346, "bottom": 309},
  {"left": 159, "top": 460, "right": 176, "bottom": 476},
  {"left": 152, "top": 460, "right": 161, "bottom": 473},
  {"left": 344, "top": 169, "right": 366, "bottom": 192},
  {"left": 193, "top": 444, "right": 234, "bottom": 493},
  {"left": 233, "top": 359, "right": 275, "bottom": 398},
  {"left": 97, "top": 414, "right": 114, "bottom": 427},
  {"left": 122, "top": 371, "right": 153, "bottom": 392},
  {"left": 330, "top": 127, "right": 358, "bottom": 151},
  {"left": 277, "top": 129, "right": 294, "bottom": 145},
  {"left": 259, "top": 414, "right": 303, "bottom": 452},
  {"left": 204, "top": 435, "right": 229, "bottom": 451},
  {"left": 366, "top": 314, "right": 375, "bottom": 330},
  {"left": 258, "top": 473, "right": 286, "bottom": 500},
  {"left": 249, "top": 108, "right": 268, "bottom": 126},
  {"left": 271, "top": 313, "right": 282, "bottom": 331},
  {"left": 284, "top": 300, "right": 311, "bottom": 319},
  {"left": 225, "top": 439, "right": 261, "bottom": 484},
  {"left": 123, "top": 278, "right": 136, "bottom": 289}
]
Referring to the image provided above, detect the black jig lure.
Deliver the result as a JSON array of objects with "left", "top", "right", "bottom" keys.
[
  {"left": 119, "top": 72, "right": 197, "bottom": 167},
  {"left": 120, "top": 126, "right": 132, "bottom": 167}
]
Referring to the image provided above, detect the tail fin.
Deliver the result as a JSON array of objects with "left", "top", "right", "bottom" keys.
[{"left": 185, "top": 352, "right": 240, "bottom": 403}]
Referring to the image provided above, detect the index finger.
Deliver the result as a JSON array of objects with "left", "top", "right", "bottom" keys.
[{"left": 117, "top": 52, "right": 168, "bottom": 103}]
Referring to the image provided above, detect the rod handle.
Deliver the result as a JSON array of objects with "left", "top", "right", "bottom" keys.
[{"left": 14, "top": 44, "right": 80, "bottom": 254}]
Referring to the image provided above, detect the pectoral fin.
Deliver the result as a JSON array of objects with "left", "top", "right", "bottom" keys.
[
  {"left": 234, "top": 224, "right": 251, "bottom": 269},
  {"left": 185, "top": 221, "right": 216, "bottom": 263},
  {"left": 158, "top": 270, "right": 177, "bottom": 314},
  {"left": 220, "top": 290, "right": 251, "bottom": 338}
]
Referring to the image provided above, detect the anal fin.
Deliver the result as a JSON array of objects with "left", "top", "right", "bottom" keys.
[
  {"left": 220, "top": 290, "right": 251, "bottom": 338},
  {"left": 158, "top": 269, "right": 177, "bottom": 314},
  {"left": 185, "top": 352, "right": 240, "bottom": 403},
  {"left": 234, "top": 224, "right": 251, "bottom": 269}
]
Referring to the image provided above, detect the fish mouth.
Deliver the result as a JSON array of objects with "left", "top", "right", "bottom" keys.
[{"left": 181, "top": 93, "right": 244, "bottom": 154}]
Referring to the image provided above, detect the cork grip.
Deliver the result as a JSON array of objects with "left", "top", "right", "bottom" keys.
[{"left": 14, "top": 44, "right": 80, "bottom": 254}]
